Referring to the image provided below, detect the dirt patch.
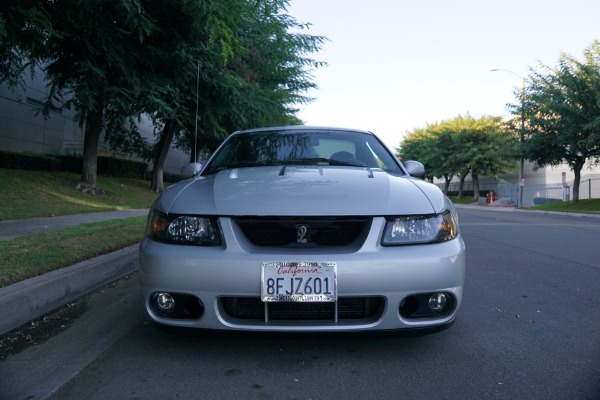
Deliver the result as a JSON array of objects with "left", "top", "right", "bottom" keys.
[
  {"left": 75, "top": 182, "right": 106, "bottom": 198},
  {"left": 0, "top": 300, "right": 88, "bottom": 360},
  {"left": 0, "top": 273, "right": 136, "bottom": 360}
]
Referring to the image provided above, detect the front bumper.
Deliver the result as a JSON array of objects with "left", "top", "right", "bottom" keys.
[{"left": 139, "top": 217, "right": 466, "bottom": 332}]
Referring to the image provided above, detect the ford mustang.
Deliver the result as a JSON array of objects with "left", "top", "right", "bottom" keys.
[{"left": 139, "top": 126, "right": 466, "bottom": 334}]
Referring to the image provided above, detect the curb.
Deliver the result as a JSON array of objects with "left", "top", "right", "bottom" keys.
[{"left": 0, "top": 245, "right": 139, "bottom": 336}]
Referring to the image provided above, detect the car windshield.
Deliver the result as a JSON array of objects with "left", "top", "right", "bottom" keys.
[{"left": 202, "top": 129, "right": 403, "bottom": 175}]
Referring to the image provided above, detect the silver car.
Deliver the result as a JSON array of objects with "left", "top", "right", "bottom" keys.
[{"left": 139, "top": 126, "right": 466, "bottom": 334}]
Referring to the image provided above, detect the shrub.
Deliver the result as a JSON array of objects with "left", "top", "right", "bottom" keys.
[
  {"left": 97, "top": 156, "right": 147, "bottom": 179},
  {"left": 58, "top": 155, "right": 83, "bottom": 173},
  {"left": 0, "top": 151, "right": 61, "bottom": 171},
  {"left": 0, "top": 151, "right": 148, "bottom": 179}
]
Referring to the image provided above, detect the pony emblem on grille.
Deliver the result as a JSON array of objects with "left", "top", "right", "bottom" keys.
[{"left": 296, "top": 225, "right": 309, "bottom": 243}]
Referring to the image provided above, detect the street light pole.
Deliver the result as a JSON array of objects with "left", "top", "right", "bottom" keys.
[{"left": 491, "top": 68, "right": 525, "bottom": 208}]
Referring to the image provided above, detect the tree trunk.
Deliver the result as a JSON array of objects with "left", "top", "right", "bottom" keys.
[
  {"left": 443, "top": 175, "right": 451, "bottom": 196},
  {"left": 472, "top": 173, "right": 480, "bottom": 200},
  {"left": 150, "top": 119, "right": 178, "bottom": 193},
  {"left": 457, "top": 168, "right": 470, "bottom": 198},
  {"left": 572, "top": 159, "right": 584, "bottom": 202},
  {"left": 80, "top": 105, "right": 104, "bottom": 186},
  {"left": 458, "top": 175, "right": 466, "bottom": 198}
]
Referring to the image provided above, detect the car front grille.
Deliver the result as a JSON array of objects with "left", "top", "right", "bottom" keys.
[
  {"left": 221, "top": 297, "right": 384, "bottom": 322},
  {"left": 233, "top": 217, "right": 371, "bottom": 247}
]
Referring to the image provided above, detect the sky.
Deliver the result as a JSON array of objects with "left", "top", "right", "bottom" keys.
[{"left": 287, "top": 0, "right": 600, "bottom": 149}]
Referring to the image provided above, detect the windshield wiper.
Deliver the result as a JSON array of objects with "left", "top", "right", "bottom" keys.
[
  {"left": 281, "top": 158, "right": 330, "bottom": 165},
  {"left": 328, "top": 159, "right": 366, "bottom": 167},
  {"left": 279, "top": 158, "right": 368, "bottom": 167}
]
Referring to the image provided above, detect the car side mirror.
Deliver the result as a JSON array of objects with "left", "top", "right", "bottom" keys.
[
  {"left": 403, "top": 160, "right": 425, "bottom": 178},
  {"left": 181, "top": 162, "right": 203, "bottom": 177}
]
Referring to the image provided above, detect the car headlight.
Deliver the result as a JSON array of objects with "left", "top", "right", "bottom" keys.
[
  {"left": 382, "top": 209, "right": 458, "bottom": 245},
  {"left": 146, "top": 209, "right": 221, "bottom": 245}
]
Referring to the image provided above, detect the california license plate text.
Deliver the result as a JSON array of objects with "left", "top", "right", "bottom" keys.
[{"left": 261, "top": 262, "right": 337, "bottom": 302}]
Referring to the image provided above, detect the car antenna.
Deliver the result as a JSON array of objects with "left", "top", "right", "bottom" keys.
[{"left": 181, "top": 60, "right": 203, "bottom": 177}]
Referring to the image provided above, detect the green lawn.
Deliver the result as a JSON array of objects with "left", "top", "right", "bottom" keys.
[
  {"left": 449, "top": 197, "right": 479, "bottom": 205},
  {"left": 528, "top": 198, "right": 600, "bottom": 214},
  {"left": 0, "top": 169, "right": 159, "bottom": 287},
  {"left": 0, "top": 217, "right": 147, "bottom": 287},
  {"left": 450, "top": 196, "right": 600, "bottom": 213},
  {"left": 0, "top": 169, "right": 158, "bottom": 220}
]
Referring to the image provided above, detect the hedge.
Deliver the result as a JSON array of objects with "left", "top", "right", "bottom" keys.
[
  {"left": 0, "top": 150, "right": 149, "bottom": 179},
  {"left": 0, "top": 151, "right": 62, "bottom": 171}
]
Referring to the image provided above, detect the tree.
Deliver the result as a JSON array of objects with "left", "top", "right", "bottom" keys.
[
  {"left": 2, "top": 2, "right": 164, "bottom": 187},
  {"left": 2, "top": 0, "right": 324, "bottom": 192},
  {"left": 173, "top": 0, "right": 326, "bottom": 155},
  {"left": 459, "top": 115, "right": 517, "bottom": 200},
  {"left": 397, "top": 127, "right": 437, "bottom": 182},
  {"left": 397, "top": 124, "right": 464, "bottom": 189},
  {"left": 398, "top": 115, "right": 516, "bottom": 199},
  {"left": 38, "top": 0, "right": 155, "bottom": 187},
  {"left": 447, "top": 130, "right": 472, "bottom": 198},
  {"left": 139, "top": 0, "right": 242, "bottom": 192},
  {"left": 0, "top": 1, "right": 52, "bottom": 88},
  {"left": 140, "top": 0, "right": 325, "bottom": 192},
  {"left": 512, "top": 40, "right": 600, "bottom": 201}
]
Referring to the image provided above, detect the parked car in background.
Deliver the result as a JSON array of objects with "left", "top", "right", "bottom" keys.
[{"left": 139, "top": 126, "right": 466, "bottom": 334}]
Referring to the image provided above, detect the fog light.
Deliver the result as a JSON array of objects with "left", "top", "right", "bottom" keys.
[
  {"left": 154, "top": 292, "right": 175, "bottom": 314},
  {"left": 428, "top": 293, "right": 448, "bottom": 311}
]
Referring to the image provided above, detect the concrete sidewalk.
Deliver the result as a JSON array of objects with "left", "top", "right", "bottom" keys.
[
  {"left": 0, "top": 209, "right": 148, "bottom": 241},
  {"left": 0, "top": 209, "right": 148, "bottom": 335}
]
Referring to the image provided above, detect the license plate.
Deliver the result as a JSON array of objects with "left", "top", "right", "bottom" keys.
[{"left": 261, "top": 262, "right": 337, "bottom": 302}]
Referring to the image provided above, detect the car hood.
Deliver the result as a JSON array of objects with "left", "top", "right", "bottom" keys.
[{"left": 158, "top": 166, "right": 446, "bottom": 216}]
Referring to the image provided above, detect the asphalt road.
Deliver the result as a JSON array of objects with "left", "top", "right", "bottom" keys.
[{"left": 1, "top": 208, "right": 599, "bottom": 400}]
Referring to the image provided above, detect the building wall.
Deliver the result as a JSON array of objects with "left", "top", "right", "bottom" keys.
[
  {"left": 0, "top": 80, "right": 81, "bottom": 155},
  {"left": 0, "top": 74, "right": 192, "bottom": 175},
  {"left": 495, "top": 161, "right": 600, "bottom": 187}
]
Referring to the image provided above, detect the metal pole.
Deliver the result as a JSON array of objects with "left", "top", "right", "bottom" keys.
[{"left": 519, "top": 77, "right": 525, "bottom": 209}]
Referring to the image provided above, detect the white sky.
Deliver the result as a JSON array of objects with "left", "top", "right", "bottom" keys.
[{"left": 288, "top": 0, "right": 600, "bottom": 149}]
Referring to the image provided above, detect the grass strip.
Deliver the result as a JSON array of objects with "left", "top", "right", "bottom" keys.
[
  {"left": 0, "top": 169, "right": 159, "bottom": 220},
  {"left": 529, "top": 198, "right": 600, "bottom": 214},
  {"left": 449, "top": 197, "right": 478, "bottom": 205},
  {"left": 0, "top": 216, "right": 146, "bottom": 287},
  {"left": 450, "top": 196, "right": 600, "bottom": 213}
]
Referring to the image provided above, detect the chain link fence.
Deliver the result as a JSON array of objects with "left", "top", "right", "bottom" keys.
[{"left": 579, "top": 178, "right": 600, "bottom": 200}]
